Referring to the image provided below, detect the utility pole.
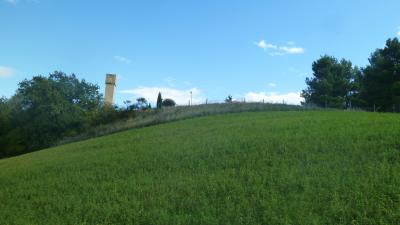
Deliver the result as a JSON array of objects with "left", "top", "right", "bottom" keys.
[{"left": 190, "top": 91, "right": 193, "bottom": 106}]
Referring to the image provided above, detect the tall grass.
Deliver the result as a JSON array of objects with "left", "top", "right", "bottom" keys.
[
  {"left": 1, "top": 111, "right": 399, "bottom": 224},
  {"left": 59, "top": 103, "right": 307, "bottom": 145}
]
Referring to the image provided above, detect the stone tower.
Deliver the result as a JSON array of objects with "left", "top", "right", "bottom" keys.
[{"left": 105, "top": 74, "right": 117, "bottom": 105}]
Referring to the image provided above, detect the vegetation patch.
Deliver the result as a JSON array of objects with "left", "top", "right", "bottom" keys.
[{"left": 1, "top": 111, "right": 399, "bottom": 224}]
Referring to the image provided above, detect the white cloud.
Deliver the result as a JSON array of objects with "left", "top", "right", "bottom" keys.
[
  {"left": 114, "top": 55, "right": 132, "bottom": 64},
  {"left": 163, "top": 77, "right": 194, "bottom": 87},
  {"left": 397, "top": 30, "right": 400, "bottom": 36},
  {"left": 255, "top": 40, "right": 305, "bottom": 56},
  {"left": 183, "top": 81, "right": 192, "bottom": 86},
  {"left": 254, "top": 40, "right": 277, "bottom": 50},
  {"left": 244, "top": 91, "right": 303, "bottom": 105},
  {"left": 0, "top": 66, "right": 15, "bottom": 78},
  {"left": 268, "top": 83, "right": 277, "bottom": 87},
  {"left": 287, "top": 41, "right": 295, "bottom": 45},
  {"left": 164, "top": 77, "right": 176, "bottom": 87},
  {"left": 279, "top": 46, "right": 304, "bottom": 54},
  {"left": 269, "top": 52, "right": 285, "bottom": 56},
  {"left": 4, "top": 0, "right": 40, "bottom": 4},
  {"left": 120, "top": 87, "right": 205, "bottom": 105}
]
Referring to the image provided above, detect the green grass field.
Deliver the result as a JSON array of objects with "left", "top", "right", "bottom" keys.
[{"left": 1, "top": 111, "right": 400, "bottom": 224}]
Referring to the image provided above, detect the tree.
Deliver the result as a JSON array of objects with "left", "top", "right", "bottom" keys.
[
  {"left": 301, "top": 55, "right": 358, "bottom": 108},
  {"left": 0, "top": 97, "right": 12, "bottom": 157},
  {"left": 157, "top": 92, "right": 163, "bottom": 109},
  {"left": 48, "top": 71, "right": 102, "bottom": 111},
  {"left": 225, "top": 95, "right": 233, "bottom": 103},
  {"left": 123, "top": 100, "right": 133, "bottom": 110},
  {"left": 348, "top": 66, "right": 364, "bottom": 108},
  {"left": 2, "top": 71, "right": 103, "bottom": 156},
  {"left": 0, "top": 97, "right": 10, "bottom": 135},
  {"left": 162, "top": 98, "right": 176, "bottom": 107},
  {"left": 136, "top": 97, "right": 148, "bottom": 109},
  {"left": 360, "top": 38, "right": 400, "bottom": 111}
]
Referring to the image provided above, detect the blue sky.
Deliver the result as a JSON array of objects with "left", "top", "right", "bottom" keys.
[{"left": 1, "top": 0, "right": 400, "bottom": 105}]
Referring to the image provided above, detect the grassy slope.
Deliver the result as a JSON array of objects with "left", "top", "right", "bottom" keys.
[
  {"left": 60, "top": 103, "right": 303, "bottom": 145},
  {"left": 0, "top": 111, "right": 399, "bottom": 225}
]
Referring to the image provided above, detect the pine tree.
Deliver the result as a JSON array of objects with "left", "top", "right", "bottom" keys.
[
  {"left": 157, "top": 92, "right": 162, "bottom": 109},
  {"left": 301, "top": 55, "right": 357, "bottom": 108},
  {"left": 361, "top": 38, "right": 400, "bottom": 112}
]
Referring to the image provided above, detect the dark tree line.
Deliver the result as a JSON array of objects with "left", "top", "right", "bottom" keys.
[
  {"left": 156, "top": 92, "right": 176, "bottom": 109},
  {"left": 302, "top": 38, "right": 400, "bottom": 112},
  {"left": 124, "top": 93, "right": 176, "bottom": 111}
]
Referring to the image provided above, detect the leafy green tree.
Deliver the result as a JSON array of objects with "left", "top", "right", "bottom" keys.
[
  {"left": 157, "top": 92, "right": 162, "bottom": 109},
  {"left": 123, "top": 100, "right": 132, "bottom": 110},
  {"left": 225, "top": 95, "right": 233, "bottom": 103},
  {"left": 136, "top": 97, "right": 148, "bottom": 110},
  {"left": 3, "top": 71, "right": 103, "bottom": 155},
  {"left": 162, "top": 98, "right": 176, "bottom": 107},
  {"left": 348, "top": 67, "right": 364, "bottom": 108},
  {"left": 302, "top": 55, "right": 358, "bottom": 108},
  {"left": 361, "top": 38, "right": 400, "bottom": 111},
  {"left": 0, "top": 95, "right": 28, "bottom": 157},
  {"left": 0, "top": 97, "right": 10, "bottom": 134},
  {"left": 0, "top": 97, "right": 12, "bottom": 157},
  {"left": 48, "top": 72, "right": 102, "bottom": 111}
]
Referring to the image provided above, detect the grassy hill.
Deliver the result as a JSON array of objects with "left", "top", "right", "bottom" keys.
[{"left": 1, "top": 111, "right": 399, "bottom": 224}]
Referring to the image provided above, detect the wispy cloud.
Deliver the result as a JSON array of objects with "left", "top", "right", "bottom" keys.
[
  {"left": 254, "top": 40, "right": 277, "bottom": 50},
  {"left": 120, "top": 87, "right": 205, "bottom": 105},
  {"left": 183, "top": 81, "right": 192, "bottom": 86},
  {"left": 244, "top": 91, "right": 303, "bottom": 105},
  {"left": 114, "top": 55, "right": 132, "bottom": 64},
  {"left": 268, "top": 83, "right": 277, "bottom": 87},
  {"left": 4, "top": 0, "right": 17, "bottom": 4},
  {"left": 255, "top": 40, "right": 305, "bottom": 56},
  {"left": 397, "top": 27, "right": 400, "bottom": 36},
  {"left": 279, "top": 46, "right": 304, "bottom": 54},
  {"left": 287, "top": 41, "right": 295, "bottom": 46},
  {"left": 163, "top": 77, "right": 194, "bottom": 87},
  {"left": 3, "top": 0, "right": 39, "bottom": 4},
  {"left": 0, "top": 66, "right": 15, "bottom": 78},
  {"left": 163, "top": 77, "right": 176, "bottom": 87}
]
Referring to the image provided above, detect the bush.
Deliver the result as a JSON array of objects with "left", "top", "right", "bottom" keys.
[{"left": 162, "top": 98, "right": 176, "bottom": 107}]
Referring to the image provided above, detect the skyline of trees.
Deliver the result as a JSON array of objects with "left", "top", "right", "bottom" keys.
[
  {"left": 301, "top": 56, "right": 359, "bottom": 108},
  {"left": 302, "top": 37, "right": 400, "bottom": 112}
]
